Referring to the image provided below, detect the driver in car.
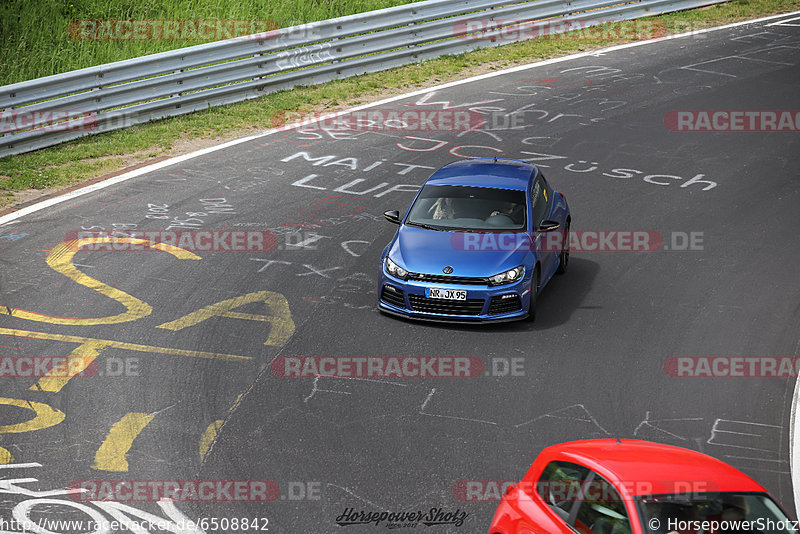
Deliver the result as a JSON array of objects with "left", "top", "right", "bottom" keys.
[
  {"left": 489, "top": 201, "right": 523, "bottom": 224},
  {"left": 490, "top": 201, "right": 515, "bottom": 217}
]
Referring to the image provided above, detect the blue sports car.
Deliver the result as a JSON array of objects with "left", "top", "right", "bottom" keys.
[{"left": 378, "top": 158, "right": 570, "bottom": 323}]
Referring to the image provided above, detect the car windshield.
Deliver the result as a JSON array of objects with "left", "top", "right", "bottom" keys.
[
  {"left": 638, "top": 492, "right": 796, "bottom": 534},
  {"left": 405, "top": 184, "right": 527, "bottom": 231}
]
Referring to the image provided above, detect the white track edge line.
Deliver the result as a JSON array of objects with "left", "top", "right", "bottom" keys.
[{"left": 791, "top": 374, "right": 800, "bottom": 516}]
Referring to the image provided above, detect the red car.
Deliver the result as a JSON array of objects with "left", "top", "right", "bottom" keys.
[{"left": 488, "top": 439, "right": 795, "bottom": 534}]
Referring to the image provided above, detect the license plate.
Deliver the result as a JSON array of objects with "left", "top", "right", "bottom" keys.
[{"left": 427, "top": 287, "right": 467, "bottom": 300}]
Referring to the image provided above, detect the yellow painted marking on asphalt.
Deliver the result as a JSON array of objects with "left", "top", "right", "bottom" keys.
[
  {"left": 0, "top": 447, "right": 13, "bottom": 464},
  {"left": 31, "top": 340, "right": 110, "bottom": 393},
  {"left": 0, "top": 238, "right": 200, "bottom": 325},
  {"left": 0, "top": 397, "right": 66, "bottom": 434},
  {"left": 156, "top": 290, "right": 295, "bottom": 346},
  {"left": 92, "top": 412, "right": 154, "bottom": 472},
  {"left": 199, "top": 392, "right": 246, "bottom": 460},
  {"left": 199, "top": 420, "right": 224, "bottom": 460},
  {"left": 230, "top": 393, "right": 244, "bottom": 412},
  {"left": 0, "top": 327, "right": 251, "bottom": 362}
]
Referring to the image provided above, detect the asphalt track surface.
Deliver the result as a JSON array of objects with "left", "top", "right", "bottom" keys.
[{"left": 1, "top": 13, "right": 799, "bottom": 534}]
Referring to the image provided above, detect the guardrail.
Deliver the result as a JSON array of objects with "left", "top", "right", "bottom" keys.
[{"left": 0, "top": 0, "right": 724, "bottom": 157}]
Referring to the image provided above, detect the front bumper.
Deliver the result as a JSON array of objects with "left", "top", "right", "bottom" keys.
[{"left": 377, "top": 272, "right": 531, "bottom": 323}]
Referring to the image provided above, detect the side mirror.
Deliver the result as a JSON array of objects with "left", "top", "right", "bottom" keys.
[
  {"left": 383, "top": 210, "right": 401, "bottom": 224},
  {"left": 537, "top": 220, "right": 560, "bottom": 232}
]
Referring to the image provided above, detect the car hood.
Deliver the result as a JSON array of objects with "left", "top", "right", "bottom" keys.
[{"left": 389, "top": 225, "right": 530, "bottom": 277}]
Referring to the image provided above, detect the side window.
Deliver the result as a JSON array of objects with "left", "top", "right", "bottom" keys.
[
  {"left": 537, "top": 461, "right": 591, "bottom": 519},
  {"left": 531, "top": 176, "right": 549, "bottom": 228},
  {"left": 574, "top": 474, "right": 631, "bottom": 534}
]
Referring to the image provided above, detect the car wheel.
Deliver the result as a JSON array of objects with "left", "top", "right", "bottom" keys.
[
  {"left": 556, "top": 221, "right": 570, "bottom": 275},
  {"left": 526, "top": 266, "right": 540, "bottom": 322}
]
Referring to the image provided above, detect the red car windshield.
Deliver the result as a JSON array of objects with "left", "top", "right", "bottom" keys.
[{"left": 638, "top": 492, "right": 796, "bottom": 534}]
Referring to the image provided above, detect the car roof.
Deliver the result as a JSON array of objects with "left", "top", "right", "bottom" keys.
[
  {"left": 536, "top": 439, "right": 766, "bottom": 496},
  {"left": 424, "top": 158, "right": 537, "bottom": 190}
]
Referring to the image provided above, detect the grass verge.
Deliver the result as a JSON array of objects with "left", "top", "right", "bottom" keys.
[
  {"left": 0, "top": 0, "right": 424, "bottom": 85},
  {"left": 1, "top": 0, "right": 798, "bottom": 209}
]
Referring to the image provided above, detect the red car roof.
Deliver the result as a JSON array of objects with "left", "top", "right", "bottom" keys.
[{"left": 531, "top": 439, "right": 766, "bottom": 496}]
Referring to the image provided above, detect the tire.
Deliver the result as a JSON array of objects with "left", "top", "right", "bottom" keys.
[
  {"left": 556, "top": 221, "right": 570, "bottom": 275},
  {"left": 526, "top": 266, "right": 540, "bottom": 322}
]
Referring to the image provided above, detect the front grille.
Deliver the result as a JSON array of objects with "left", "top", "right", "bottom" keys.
[
  {"left": 380, "top": 285, "right": 406, "bottom": 308},
  {"left": 408, "top": 295, "right": 485, "bottom": 315},
  {"left": 407, "top": 272, "right": 488, "bottom": 285},
  {"left": 488, "top": 294, "right": 522, "bottom": 315}
]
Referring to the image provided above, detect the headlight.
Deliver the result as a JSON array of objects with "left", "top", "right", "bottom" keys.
[
  {"left": 385, "top": 257, "right": 408, "bottom": 279},
  {"left": 489, "top": 265, "right": 524, "bottom": 285}
]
